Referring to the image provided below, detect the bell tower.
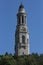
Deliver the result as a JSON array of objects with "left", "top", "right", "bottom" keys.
[{"left": 15, "top": 4, "right": 30, "bottom": 56}]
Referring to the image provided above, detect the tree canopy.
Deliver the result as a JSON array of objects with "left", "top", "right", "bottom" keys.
[{"left": 0, "top": 53, "right": 43, "bottom": 65}]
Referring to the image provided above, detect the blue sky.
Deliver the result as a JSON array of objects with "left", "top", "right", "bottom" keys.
[{"left": 0, "top": 0, "right": 43, "bottom": 55}]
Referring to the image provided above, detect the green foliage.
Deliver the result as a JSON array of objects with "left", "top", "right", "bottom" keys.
[
  {"left": 17, "top": 57, "right": 26, "bottom": 65},
  {"left": 0, "top": 54, "right": 17, "bottom": 65},
  {"left": 0, "top": 53, "right": 43, "bottom": 65},
  {"left": 39, "top": 54, "right": 43, "bottom": 65}
]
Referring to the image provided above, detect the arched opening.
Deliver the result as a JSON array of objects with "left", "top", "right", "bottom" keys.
[
  {"left": 22, "top": 35, "right": 25, "bottom": 43},
  {"left": 22, "top": 16, "right": 24, "bottom": 24}
]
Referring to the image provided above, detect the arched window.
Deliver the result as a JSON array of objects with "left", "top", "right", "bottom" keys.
[
  {"left": 22, "top": 35, "right": 25, "bottom": 43},
  {"left": 22, "top": 16, "right": 24, "bottom": 24}
]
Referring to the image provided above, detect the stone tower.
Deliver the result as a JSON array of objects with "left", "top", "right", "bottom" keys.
[{"left": 15, "top": 4, "right": 30, "bottom": 56}]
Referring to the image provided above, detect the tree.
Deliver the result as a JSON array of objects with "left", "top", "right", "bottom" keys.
[
  {"left": 17, "top": 57, "right": 26, "bottom": 65},
  {"left": 39, "top": 54, "right": 43, "bottom": 65},
  {"left": 0, "top": 53, "right": 43, "bottom": 65},
  {"left": 0, "top": 54, "right": 17, "bottom": 65}
]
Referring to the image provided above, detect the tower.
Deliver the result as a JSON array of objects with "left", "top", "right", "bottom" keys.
[{"left": 15, "top": 4, "right": 30, "bottom": 56}]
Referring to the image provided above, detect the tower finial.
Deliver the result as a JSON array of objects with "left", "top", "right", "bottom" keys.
[
  {"left": 19, "top": 2, "right": 24, "bottom": 9},
  {"left": 21, "top": 1, "right": 22, "bottom": 5}
]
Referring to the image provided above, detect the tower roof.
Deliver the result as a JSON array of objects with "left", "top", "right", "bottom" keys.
[
  {"left": 18, "top": 4, "right": 26, "bottom": 13},
  {"left": 19, "top": 4, "right": 24, "bottom": 9}
]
